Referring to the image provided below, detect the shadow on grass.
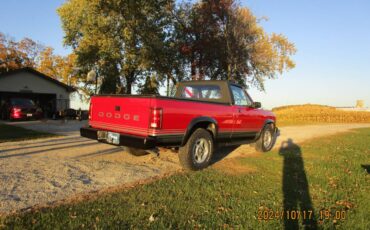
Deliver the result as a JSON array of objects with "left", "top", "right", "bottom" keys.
[
  {"left": 279, "top": 138, "right": 318, "bottom": 230},
  {"left": 210, "top": 146, "right": 240, "bottom": 165},
  {"left": 360, "top": 164, "right": 370, "bottom": 174}
]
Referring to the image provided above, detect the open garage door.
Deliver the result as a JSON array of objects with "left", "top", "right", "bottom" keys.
[{"left": 0, "top": 92, "right": 57, "bottom": 119}]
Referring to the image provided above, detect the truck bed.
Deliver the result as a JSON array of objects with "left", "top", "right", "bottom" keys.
[{"left": 89, "top": 95, "right": 236, "bottom": 139}]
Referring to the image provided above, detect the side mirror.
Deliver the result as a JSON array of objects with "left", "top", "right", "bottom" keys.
[{"left": 252, "top": 101, "right": 261, "bottom": 109}]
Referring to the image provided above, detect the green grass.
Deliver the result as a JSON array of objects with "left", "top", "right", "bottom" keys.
[
  {"left": 0, "top": 124, "right": 55, "bottom": 143},
  {"left": 2, "top": 129, "right": 370, "bottom": 229}
]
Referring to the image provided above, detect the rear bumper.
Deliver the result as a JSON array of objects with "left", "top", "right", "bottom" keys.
[
  {"left": 10, "top": 112, "right": 42, "bottom": 120},
  {"left": 80, "top": 127, "right": 156, "bottom": 149}
]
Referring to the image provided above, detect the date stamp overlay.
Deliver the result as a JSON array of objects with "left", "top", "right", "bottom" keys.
[
  {"left": 258, "top": 209, "right": 347, "bottom": 221},
  {"left": 257, "top": 208, "right": 348, "bottom": 226}
]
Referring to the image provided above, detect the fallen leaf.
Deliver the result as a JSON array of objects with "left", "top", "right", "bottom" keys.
[{"left": 149, "top": 214, "right": 155, "bottom": 222}]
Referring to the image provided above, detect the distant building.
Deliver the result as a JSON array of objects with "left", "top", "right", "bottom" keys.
[{"left": 0, "top": 67, "right": 76, "bottom": 117}]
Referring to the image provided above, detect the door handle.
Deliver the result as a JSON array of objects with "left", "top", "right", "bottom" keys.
[{"left": 238, "top": 108, "right": 242, "bottom": 113}]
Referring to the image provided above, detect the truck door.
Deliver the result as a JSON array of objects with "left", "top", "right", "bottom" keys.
[{"left": 230, "top": 85, "right": 259, "bottom": 140}]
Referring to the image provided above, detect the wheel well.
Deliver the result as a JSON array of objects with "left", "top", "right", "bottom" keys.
[
  {"left": 255, "top": 121, "right": 275, "bottom": 140},
  {"left": 182, "top": 121, "right": 217, "bottom": 146}
]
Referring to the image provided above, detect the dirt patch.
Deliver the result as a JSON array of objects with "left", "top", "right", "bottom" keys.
[
  {"left": 1, "top": 123, "right": 369, "bottom": 215},
  {"left": 0, "top": 135, "right": 181, "bottom": 215}
]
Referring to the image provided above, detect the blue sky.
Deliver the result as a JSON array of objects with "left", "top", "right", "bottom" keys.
[{"left": 0, "top": 0, "right": 369, "bottom": 108}]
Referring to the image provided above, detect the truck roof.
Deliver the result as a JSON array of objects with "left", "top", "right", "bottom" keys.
[{"left": 179, "top": 80, "right": 242, "bottom": 87}]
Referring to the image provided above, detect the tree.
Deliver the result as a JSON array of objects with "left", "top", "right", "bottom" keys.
[
  {"left": 37, "top": 47, "right": 80, "bottom": 86},
  {"left": 0, "top": 33, "right": 42, "bottom": 74},
  {"left": 58, "top": 0, "right": 296, "bottom": 94},
  {"left": 174, "top": 0, "right": 296, "bottom": 90},
  {"left": 37, "top": 47, "right": 58, "bottom": 78},
  {"left": 58, "top": 0, "right": 174, "bottom": 94},
  {"left": 0, "top": 32, "right": 81, "bottom": 88},
  {"left": 138, "top": 75, "right": 160, "bottom": 95}
]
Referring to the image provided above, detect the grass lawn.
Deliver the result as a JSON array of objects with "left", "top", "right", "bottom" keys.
[
  {"left": 0, "top": 124, "right": 55, "bottom": 143},
  {"left": 2, "top": 128, "right": 369, "bottom": 229}
]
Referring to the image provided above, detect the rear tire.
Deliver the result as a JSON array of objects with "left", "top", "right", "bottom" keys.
[
  {"left": 179, "top": 128, "right": 213, "bottom": 170},
  {"left": 255, "top": 124, "right": 276, "bottom": 152},
  {"left": 126, "top": 147, "right": 149, "bottom": 156}
]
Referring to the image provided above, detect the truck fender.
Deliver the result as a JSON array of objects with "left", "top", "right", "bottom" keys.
[
  {"left": 181, "top": 117, "right": 218, "bottom": 146},
  {"left": 255, "top": 119, "right": 275, "bottom": 140}
]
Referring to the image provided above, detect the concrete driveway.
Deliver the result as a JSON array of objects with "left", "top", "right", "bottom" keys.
[{"left": 1, "top": 122, "right": 369, "bottom": 214}]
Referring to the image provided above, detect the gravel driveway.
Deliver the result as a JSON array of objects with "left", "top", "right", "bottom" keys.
[{"left": 1, "top": 121, "right": 369, "bottom": 214}]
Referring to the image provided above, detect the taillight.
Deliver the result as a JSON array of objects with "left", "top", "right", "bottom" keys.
[
  {"left": 150, "top": 108, "right": 162, "bottom": 129},
  {"left": 12, "top": 107, "right": 21, "bottom": 114}
]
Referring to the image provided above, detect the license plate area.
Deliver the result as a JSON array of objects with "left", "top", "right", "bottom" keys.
[
  {"left": 107, "top": 132, "right": 120, "bottom": 145},
  {"left": 97, "top": 131, "right": 120, "bottom": 145},
  {"left": 27, "top": 113, "right": 32, "bottom": 117}
]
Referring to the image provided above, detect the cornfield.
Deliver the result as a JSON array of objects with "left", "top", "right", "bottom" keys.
[{"left": 273, "top": 104, "right": 370, "bottom": 126}]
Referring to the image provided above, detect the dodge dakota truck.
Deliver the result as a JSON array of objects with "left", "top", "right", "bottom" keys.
[{"left": 81, "top": 80, "right": 277, "bottom": 170}]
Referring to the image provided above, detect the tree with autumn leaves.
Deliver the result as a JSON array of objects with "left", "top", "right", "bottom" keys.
[
  {"left": 0, "top": 33, "right": 41, "bottom": 73},
  {"left": 172, "top": 0, "right": 296, "bottom": 90},
  {"left": 2, "top": 0, "right": 296, "bottom": 95},
  {"left": 58, "top": 0, "right": 296, "bottom": 94},
  {"left": 0, "top": 32, "right": 79, "bottom": 87}
]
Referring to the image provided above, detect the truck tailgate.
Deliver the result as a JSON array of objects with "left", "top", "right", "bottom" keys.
[{"left": 89, "top": 96, "right": 152, "bottom": 137}]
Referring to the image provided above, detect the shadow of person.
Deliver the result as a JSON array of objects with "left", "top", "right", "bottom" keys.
[
  {"left": 360, "top": 164, "right": 370, "bottom": 174},
  {"left": 279, "top": 138, "right": 318, "bottom": 230}
]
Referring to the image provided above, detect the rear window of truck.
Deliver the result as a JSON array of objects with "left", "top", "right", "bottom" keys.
[{"left": 181, "top": 85, "right": 222, "bottom": 100}]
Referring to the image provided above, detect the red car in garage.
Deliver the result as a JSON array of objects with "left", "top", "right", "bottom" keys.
[{"left": 0, "top": 98, "right": 42, "bottom": 121}]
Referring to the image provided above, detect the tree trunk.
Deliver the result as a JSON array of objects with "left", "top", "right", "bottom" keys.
[
  {"left": 125, "top": 71, "right": 135, "bottom": 94},
  {"left": 166, "top": 74, "right": 170, "bottom": 96},
  {"left": 126, "top": 79, "right": 132, "bottom": 94},
  {"left": 199, "top": 54, "right": 204, "bottom": 80},
  {"left": 191, "top": 52, "right": 196, "bottom": 80}
]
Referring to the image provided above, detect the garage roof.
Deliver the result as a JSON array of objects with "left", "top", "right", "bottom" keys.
[{"left": 0, "top": 67, "right": 76, "bottom": 92}]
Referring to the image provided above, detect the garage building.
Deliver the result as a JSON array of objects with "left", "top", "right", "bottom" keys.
[{"left": 0, "top": 67, "right": 76, "bottom": 118}]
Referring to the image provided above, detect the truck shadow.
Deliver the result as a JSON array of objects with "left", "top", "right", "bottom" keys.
[
  {"left": 74, "top": 147, "right": 125, "bottom": 159},
  {"left": 279, "top": 138, "right": 318, "bottom": 230},
  {"left": 0, "top": 142, "right": 101, "bottom": 159},
  {"left": 210, "top": 146, "right": 240, "bottom": 164},
  {"left": 0, "top": 139, "right": 91, "bottom": 153}
]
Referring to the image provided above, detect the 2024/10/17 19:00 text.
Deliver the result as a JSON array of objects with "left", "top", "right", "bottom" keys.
[{"left": 257, "top": 210, "right": 347, "bottom": 221}]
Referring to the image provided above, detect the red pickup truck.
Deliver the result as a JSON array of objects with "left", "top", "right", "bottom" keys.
[{"left": 81, "top": 80, "right": 277, "bottom": 170}]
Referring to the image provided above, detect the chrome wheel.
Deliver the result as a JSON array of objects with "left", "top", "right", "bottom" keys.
[
  {"left": 263, "top": 129, "right": 273, "bottom": 149},
  {"left": 193, "top": 138, "right": 210, "bottom": 164}
]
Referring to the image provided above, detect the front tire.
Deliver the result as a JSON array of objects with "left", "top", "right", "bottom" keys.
[
  {"left": 126, "top": 147, "right": 149, "bottom": 156},
  {"left": 255, "top": 124, "right": 276, "bottom": 152},
  {"left": 179, "top": 128, "right": 214, "bottom": 170}
]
